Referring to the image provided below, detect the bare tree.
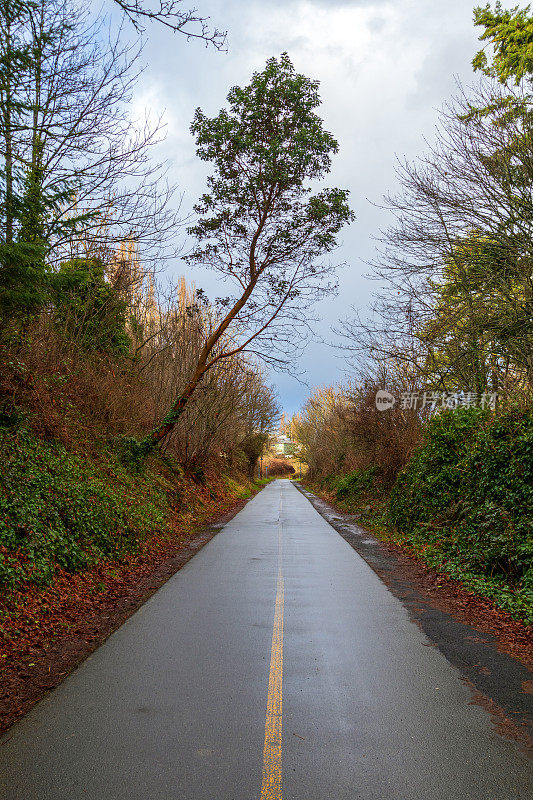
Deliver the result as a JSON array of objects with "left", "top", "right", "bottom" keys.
[
  {"left": 122, "top": 274, "right": 279, "bottom": 473},
  {"left": 338, "top": 79, "right": 533, "bottom": 397},
  {"left": 112, "top": 0, "right": 226, "bottom": 47},
  {"left": 1, "top": 0, "right": 183, "bottom": 270}
]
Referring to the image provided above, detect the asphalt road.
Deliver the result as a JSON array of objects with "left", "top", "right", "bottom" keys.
[{"left": 0, "top": 479, "right": 531, "bottom": 799}]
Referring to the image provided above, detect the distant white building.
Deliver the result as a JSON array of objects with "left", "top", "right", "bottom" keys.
[{"left": 272, "top": 434, "right": 296, "bottom": 456}]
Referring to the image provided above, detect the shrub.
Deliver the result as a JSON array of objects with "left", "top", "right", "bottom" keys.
[
  {"left": 389, "top": 407, "right": 533, "bottom": 619},
  {"left": 389, "top": 406, "right": 489, "bottom": 530},
  {"left": 50, "top": 258, "right": 130, "bottom": 356},
  {"left": 0, "top": 242, "right": 48, "bottom": 330},
  {"left": 267, "top": 459, "right": 295, "bottom": 476},
  {"left": 0, "top": 426, "right": 170, "bottom": 592},
  {"left": 336, "top": 466, "right": 378, "bottom": 502}
]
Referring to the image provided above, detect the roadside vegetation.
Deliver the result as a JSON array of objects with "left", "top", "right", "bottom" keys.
[
  {"left": 0, "top": 1, "right": 352, "bottom": 608},
  {"left": 294, "top": 4, "right": 533, "bottom": 624}
]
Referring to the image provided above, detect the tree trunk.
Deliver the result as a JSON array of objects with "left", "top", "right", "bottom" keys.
[
  {"left": 2, "top": 13, "right": 14, "bottom": 243},
  {"left": 137, "top": 272, "right": 259, "bottom": 456}
]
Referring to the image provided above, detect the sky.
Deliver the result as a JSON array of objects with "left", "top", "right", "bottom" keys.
[{"left": 125, "top": 0, "right": 483, "bottom": 415}]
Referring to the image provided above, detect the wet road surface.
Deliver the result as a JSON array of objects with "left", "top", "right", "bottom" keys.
[{"left": 0, "top": 479, "right": 531, "bottom": 799}]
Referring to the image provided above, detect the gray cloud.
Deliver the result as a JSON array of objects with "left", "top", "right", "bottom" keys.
[
  {"left": 264, "top": 0, "right": 392, "bottom": 6},
  {"left": 131, "top": 0, "right": 480, "bottom": 413}
]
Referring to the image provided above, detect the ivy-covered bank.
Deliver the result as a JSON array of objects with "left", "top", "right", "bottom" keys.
[
  {"left": 0, "top": 425, "right": 264, "bottom": 597},
  {"left": 0, "top": 420, "right": 270, "bottom": 735},
  {"left": 306, "top": 407, "right": 533, "bottom": 623}
]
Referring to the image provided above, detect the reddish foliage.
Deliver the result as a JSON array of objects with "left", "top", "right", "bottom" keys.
[
  {"left": 267, "top": 459, "right": 295, "bottom": 476},
  {"left": 0, "top": 480, "right": 258, "bottom": 735}
]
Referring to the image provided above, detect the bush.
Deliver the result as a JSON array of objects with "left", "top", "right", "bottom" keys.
[
  {"left": 50, "top": 258, "right": 130, "bottom": 356},
  {"left": 389, "top": 406, "right": 488, "bottom": 529},
  {"left": 336, "top": 466, "right": 378, "bottom": 502},
  {"left": 0, "top": 427, "right": 170, "bottom": 592},
  {"left": 389, "top": 407, "right": 533, "bottom": 620},
  {"left": 0, "top": 242, "right": 48, "bottom": 329},
  {"left": 267, "top": 459, "right": 295, "bottom": 476}
]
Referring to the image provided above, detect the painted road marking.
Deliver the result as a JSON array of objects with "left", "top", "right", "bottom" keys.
[{"left": 260, "top": 493, "right": 284, "bottom": 800}]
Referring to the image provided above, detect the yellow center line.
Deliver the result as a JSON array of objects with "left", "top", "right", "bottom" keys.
[{"left": 260, "top": 493, "right": 284, "bottom": 800}]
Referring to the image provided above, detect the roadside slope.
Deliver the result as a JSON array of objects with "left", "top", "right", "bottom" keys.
[{"left": 0, "top": 480, "right": 531, "bottom": 800}]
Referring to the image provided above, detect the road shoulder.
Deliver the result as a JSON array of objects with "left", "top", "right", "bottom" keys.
[
  {"left": 294, "top": 481, "right": 533, "bottom": 751},
  {"left": 0, "top": 486, "right": 265, "bottom": 737}
]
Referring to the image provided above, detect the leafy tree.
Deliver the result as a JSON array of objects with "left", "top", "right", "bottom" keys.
[
  {"left": 414, "top": 233, "right": 531, "bottom": 395},
  {"left": 473, "top": 2, "right": 533, "bottom": 84},
  {"left": 239, "top": 431, "right": 268, "bottom": 477},
  {"left": 133, "top": 53, "right": 354, "bottom": 458},
  {"left": 0, "top": 0, "right": 47, "bottom": 327},
  {"left": 51, "top": 258, "right": 130, "bottom": 356}
]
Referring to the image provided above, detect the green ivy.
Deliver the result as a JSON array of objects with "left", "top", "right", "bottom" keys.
[
  {"left": 335, "top": 466, "right": 378, "bottom": 502},
  {"left": 0, "top": 427, "right": 170, "bottom": 592},
  {"left": 389, "top": 407, "right": 533, "bottom": 621}
]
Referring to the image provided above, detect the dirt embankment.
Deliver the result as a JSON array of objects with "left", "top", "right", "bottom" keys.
[{"left": 0, "top": 480, "right": 264, "bottom": 736}]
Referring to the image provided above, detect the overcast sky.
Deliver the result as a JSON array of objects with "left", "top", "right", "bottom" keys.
[{"left": 126, "top": 0, "right": 484, "bottom": 415}]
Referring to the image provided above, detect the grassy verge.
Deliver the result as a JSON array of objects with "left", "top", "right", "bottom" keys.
[{"left": 304, "top": 408, "right": 532, "bottom": 626}]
